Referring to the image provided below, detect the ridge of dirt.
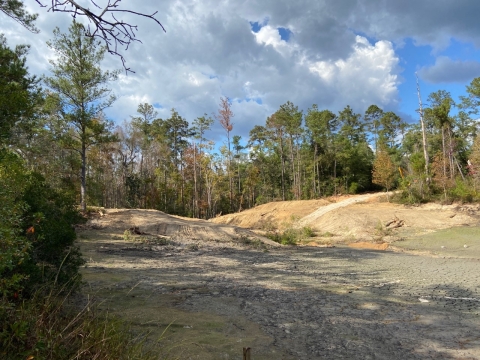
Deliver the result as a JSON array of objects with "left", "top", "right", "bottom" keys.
[
  {"left": 295, "top": 192, "right": 393, "bottom": 228},
  {"left": 85, "top": 208, "right": 280, "bottom": 248},
  {"left": 209, "top": 199, "right": 331, "bottom": 230}
]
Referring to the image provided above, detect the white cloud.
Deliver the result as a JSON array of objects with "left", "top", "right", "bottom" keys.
[
  {"left": 419, "top": 56, "right": 480, "bottom": 84},
  {"left": 6, "top": 0, "right": 479, "bottom": 141},
  {"left": 309, "top": 36, "right": 400, "bottom": 109}
]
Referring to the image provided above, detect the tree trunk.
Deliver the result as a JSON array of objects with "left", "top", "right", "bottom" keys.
[
  {"left": 193, "top": 142, "right": 198, "bottom": 218},
  {"left": 279, "top": 134, "right": 286, "bottom": 201},
  {"left": 289, "top": 135, "right": 296, "bottom": 199},
  {"left": 442, "top": 127, "right": 447, "bottom": 179},
  {"left": 313, "top": 143, "right": 317, "bottom": 196},
  {"left": 80, "top": 130, "right": 87, "bottom": 212},
  {"left": 416, "top": 73, "right": 430, "bottom": 180}
]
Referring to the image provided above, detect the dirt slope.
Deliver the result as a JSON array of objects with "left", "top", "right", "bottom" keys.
[
  {"left": 86, "top": 208, "right": 280, "bottom": 247},
  {"left": 211, "top": 193, "right": 479, "bottom": 242},
  {"left": 209, "top": 199, "right": 331, "bottom": 230}
]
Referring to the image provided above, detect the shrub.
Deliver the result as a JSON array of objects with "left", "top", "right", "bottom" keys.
[
  {"left": 0, "top": 149, "right": 84, "bottom": 299},
  {"left": 302, "top": 226, "right": 315, "bottom": 238},
  {"left": 348, "top": 182, "right": 359, "bottom": 194},
  {"left": 21, "top": 172, "right": 84, "bottom": 291},
  {"left": 267, "top": 229, "right": 298, "bottom": 245},
  {"left": 0, "top": 149, "right": 152, "bottom": 359},
  {"left": 449, "top": 179, "right": 475, "bottom": 203},
  {"left": 394, "top": 177, "right": 429, "bottom": 205},
  {"left": 0, "top": 150, "right": 30, "bottom": 300}
]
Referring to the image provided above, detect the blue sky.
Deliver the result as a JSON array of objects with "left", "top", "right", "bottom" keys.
[
  {"left": 398, "top": 38, "right": 480, "bottom": 119},
  {"left": 2, "top": 0, "right": 480, "bottom": 143}
]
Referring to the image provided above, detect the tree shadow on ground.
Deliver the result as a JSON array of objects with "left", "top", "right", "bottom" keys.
[{"left": 80, "top": 237, "right": 480, "bottom": 359}]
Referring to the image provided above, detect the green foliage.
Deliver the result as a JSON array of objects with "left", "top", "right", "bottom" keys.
[
  {"left": 0, "top": 0, "right": 39, "bottom": 33},
  {"left": 449, "top": 179, "right": 476, "bottom": 203},
  {"left": 267, "top": 229, "right": 298, "bottom": 245},
  {"left": 45, "top": 21, "right": 119, "bottom": 211},
  {"left": 237, "top": 235, "right": 267, "bottom": 249},
  {"left": 395, "top": 177, "right": 428, "bottom": 205},
  {"left": 0, "top": 148, "right": 84, "bottom": 300},
  {"left": 0, "top": 34, "right": 40, "bottom": 145},
  {"left": 348, "top": 182, "right": 359, "bottom": 194},
  {"left": 461, "top": 77, "right": 480, "bottom": 114},
  {"left": 0, "top": 150, "right": 30, "bottom": 299},
  {"left": 20, "top": 172, "right": 84, "bottom": 290},
  {"left": 302, "top": 226, "right": 315, "bottom": 238},
  {"left": 266, "top": 225, "right": 314, "bottom": 245}
]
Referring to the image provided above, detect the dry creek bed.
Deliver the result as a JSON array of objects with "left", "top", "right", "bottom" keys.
[{"left": 79, "top": 226, "right": 480, "bottom": 360}]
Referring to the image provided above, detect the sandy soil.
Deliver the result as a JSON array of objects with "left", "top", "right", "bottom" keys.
[
  {"left": 211, "top": 193, "right": 479, "bottom": 244},
  {"left": 76, "top": 195, "right": 480, "bottom": 359}
]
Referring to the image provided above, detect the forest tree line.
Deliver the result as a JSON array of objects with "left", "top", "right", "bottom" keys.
[{"left": 5, "top": 23, "right": 480, "bottom": 221}]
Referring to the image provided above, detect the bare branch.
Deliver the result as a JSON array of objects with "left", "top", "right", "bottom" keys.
[{"left": 35, "top": 0, "right": 166, "bottom": 73}]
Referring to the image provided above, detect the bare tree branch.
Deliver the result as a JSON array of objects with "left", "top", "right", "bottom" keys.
[{"left": 35, "top": 0, "right": 165, "bottom": 72}]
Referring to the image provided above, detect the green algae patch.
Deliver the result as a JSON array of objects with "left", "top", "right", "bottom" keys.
[{"left": 393, "top": 226, "right": 480, "bottom": 258}]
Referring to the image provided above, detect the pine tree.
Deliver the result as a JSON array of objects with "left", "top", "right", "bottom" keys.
[
  {"left": 45, "top": 22, "right": 119, "bottom": 211},
  {"left": 0, "top": 35, "right": 39, "bottom": 145}
]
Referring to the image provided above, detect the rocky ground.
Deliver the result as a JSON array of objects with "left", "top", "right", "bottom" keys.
[{"left": 78, "top": 205, "right": 480, "bottom": 359}]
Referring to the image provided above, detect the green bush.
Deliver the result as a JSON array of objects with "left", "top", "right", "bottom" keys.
[
  {"left": 348, "top": 182, "right": 359, "bottom": 194},
  {"left": 21, "top": 172, "right": 84, "bottom": 291},
  {"left": 394, "top": 177, "right": 429, "bottom": 205},
  {"left": 0, "top": 150, "right": 30, "bottom": 300},
  {"left": 0, "top": 150, "right": 155, "bottom": 359},
  {"left": 0, "top": 149, "right": 84, "bottom": 299},
  {"left": 267, "top": 229, "right": 298, "bottom": 245},
  {"left": 302, "top": 226, "right": 315, "bottom": 238},
  {"left": 267, "top": 227, "right": 316, "bottom": 245},
  {"left": 449, "top": 179, "right": 475, "bottom": 203}
]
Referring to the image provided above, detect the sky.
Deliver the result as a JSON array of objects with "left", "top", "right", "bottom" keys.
[{"left": 2, "top": 0, "right": 480, "bottom": 143}]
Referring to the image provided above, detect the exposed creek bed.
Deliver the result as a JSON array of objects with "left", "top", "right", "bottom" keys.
[{"left": 78, "top": 225, "right": 480, "bottom": 360}]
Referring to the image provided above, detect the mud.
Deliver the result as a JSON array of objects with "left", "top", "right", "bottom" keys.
[{"left": 78, "top": 209, "right": 480, "bottom": 359}]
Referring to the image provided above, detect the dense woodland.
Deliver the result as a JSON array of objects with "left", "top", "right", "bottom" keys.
[{"left": 5, "top": 24, "right": 480, "bottom": 220}]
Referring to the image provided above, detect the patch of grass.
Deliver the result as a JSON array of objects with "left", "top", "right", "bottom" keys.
[
  {"left": 188, "top": 243, "right": 199, "bottom": 251},
  {"left": 374, "top": 220, "right": 392, "bottom": 240},
  {"left": 123, "top": 229, "right": 132, "bottom": 242},
  {"left": 266, "top": 229, "right": 297, "bottom": 245},
  {"left": 302, "top": 226, "right": 315, "bottom": 238},
  {"left": 237, "top": 235, "right": 267, "bottom": 249},
  {"left": 138, "top": 235, "right": 169, "bottom": 246},
  {"left": 265, "top": 224, "right": 316, "bottom": 246},
  {"left": 318, "top": 231, "right": 334, "bottom": 238},
  {"left": 0, "top": 285, "right": 156, "bottom": 360}
]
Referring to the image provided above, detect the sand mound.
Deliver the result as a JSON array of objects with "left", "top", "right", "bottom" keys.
[{"left": 86, "top": 208, "right": 280, "bottom": 247}]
